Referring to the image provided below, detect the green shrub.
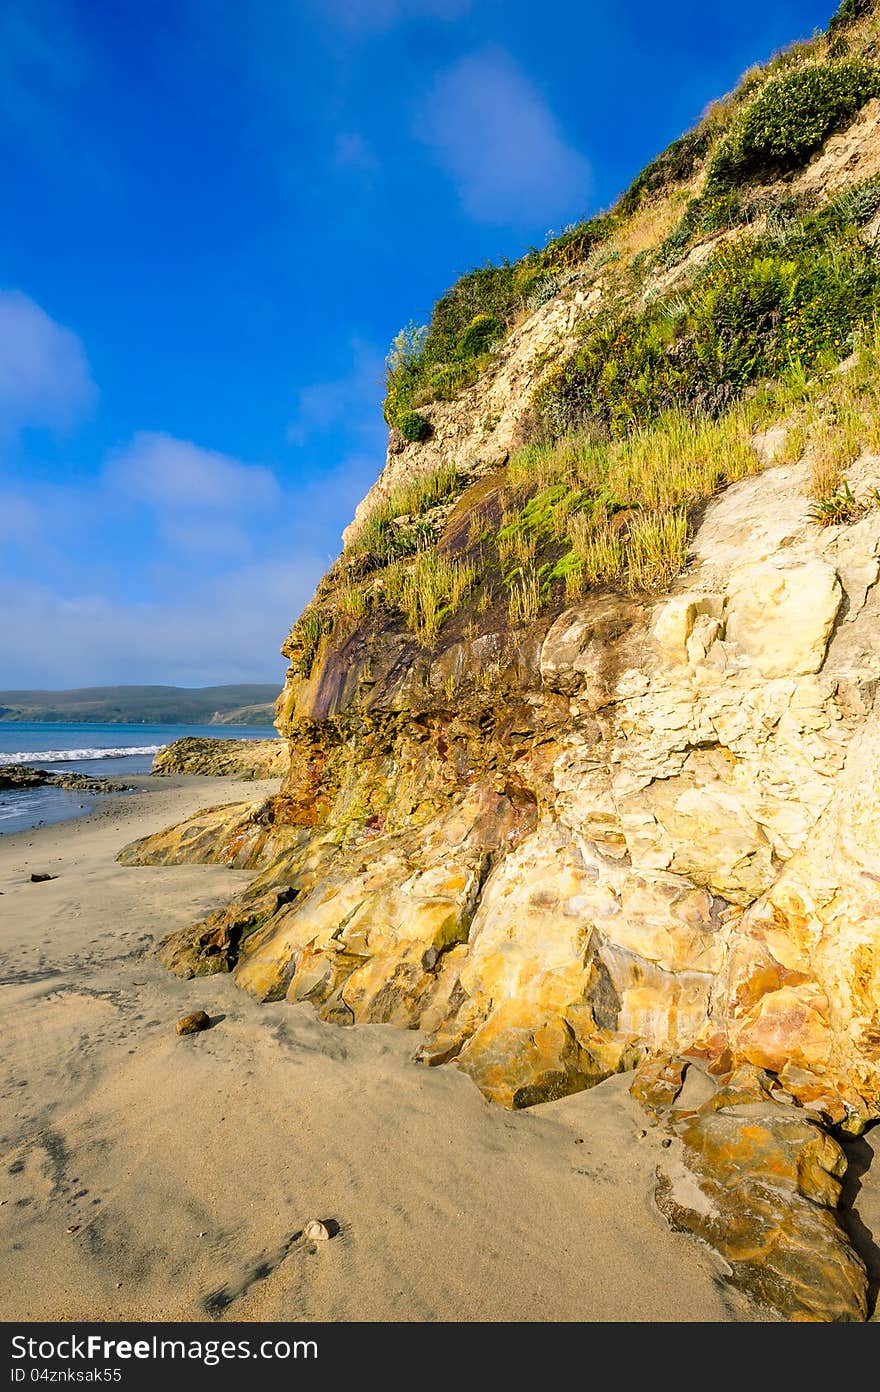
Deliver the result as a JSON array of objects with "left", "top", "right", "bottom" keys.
[
  {"left": 387, "top": 321, "right": 429, "bottom": 374},
  {"left": 384, "top": 322, "right": 431, "bottom": 427},
  {"left": 828, "top": 0, "right": 873, "bottom": 34},
  {"left": 536, "top": 212, "right": 618, "bottom": 271},
  {"left": 384, "top": 263, "right": 519, "bottom": 426},
  {"left": 619, "top": 127, "right": 711, "bottom": 216},
  {"left": 808, "top": 479, "right": 858, "bottom": 524},
  {"left": 430, "top": 265, "right": 515, "bottom": 343},
  {"left": 383, "top": 214, "right": 617, "bottom": 426},
  {"left": 536, "top": 201, "right": 880, "bottom": 437},
  {"left": 710, "top": 61, "right": 880, "bottom": 187},
  {"left": 457, "top": 313, "right": 503, "bottom": 358},
  {"left": 398, "top": 410, "right": 433, "bottom": 443},
  {"left": 526, "top": 273, "right": 561, "bottom": 309},
  {"left": 829, "top": 174, "right": 880, "bottom": 226},
  {"left": 657, "top": 190, "right": 745, "bottom": 268},
  {"left": 416, "top": 361, "right": 472, "bottom": 402}
]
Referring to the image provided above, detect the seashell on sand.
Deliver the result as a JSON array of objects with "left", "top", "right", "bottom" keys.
[{"left": 303, "top": 1219, "right": 331, "bottom": 1242}]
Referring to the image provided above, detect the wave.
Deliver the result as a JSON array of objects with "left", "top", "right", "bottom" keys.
[{"left": 1, "top": 745, "right": 164, "bottom": 765}]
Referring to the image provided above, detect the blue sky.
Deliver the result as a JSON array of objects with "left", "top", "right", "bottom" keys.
[{"left": 0, "top": 0, "right": 835, "bottom": 687}]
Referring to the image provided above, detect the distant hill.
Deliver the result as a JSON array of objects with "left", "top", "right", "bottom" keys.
[
  {"left": 0, "top": 685, "right": 280, "bottom": 725},
  {"left": 208, "top": 702, "right": 276, "bottom": 726}
]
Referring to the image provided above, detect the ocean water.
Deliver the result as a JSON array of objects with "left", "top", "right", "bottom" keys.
[{"left": 0, "top": 721, "right": 277, "bottom": 836}]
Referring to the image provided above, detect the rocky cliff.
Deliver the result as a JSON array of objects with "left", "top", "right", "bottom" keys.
[
  {"left": 121, "top": 3, "right": 880, "bottom": 1321},
  {"left": 150, "top": 737, "right": 289, "bottom": 781}
]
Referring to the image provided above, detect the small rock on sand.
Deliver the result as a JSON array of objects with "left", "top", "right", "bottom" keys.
[
  {"left": 303, "top": 1219, "right": 332, "bottom": 1242},
  {"left": 175, "top": 1011, "right": 211, "bottom": 1036},
  {"left": 30, "top": 873, "right": 56, "bottom": 883}
]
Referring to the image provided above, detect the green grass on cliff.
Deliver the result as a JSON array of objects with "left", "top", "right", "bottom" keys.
[
  {"left": 282, "top": 1, "right": 880, "bottom": 675},
  {"left": 382, "top": 5, "right": 879, "bottom": 435},
  {"left": 535, "top": 181, "right": 880, "bottom": 436},
  {"left": 383, "top": 551, "right": 478, "bottom": 644},
  {"left": 286, "top": 320, "right": 880, "bottom": 675},
  {"left": 511, "top": 321, "right": 880, "bottom": 602},
  {"left": 344, "top": 464, "right": 464, "bottom": 568}
]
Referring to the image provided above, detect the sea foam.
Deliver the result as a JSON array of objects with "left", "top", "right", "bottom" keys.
[{"left": 2, "top": 745, "right": 163, "bottom": 765}]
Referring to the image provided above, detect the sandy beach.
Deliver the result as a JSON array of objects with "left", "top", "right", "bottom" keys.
[{"left": 0, "top": 777, "right": 793, "bottom": 1322}]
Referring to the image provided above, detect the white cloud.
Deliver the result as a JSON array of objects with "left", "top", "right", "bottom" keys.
[
  {"left": 415, "top": 46, "right": 591, "bottom": 224},
  {"left": 0, "top": 425, "right": 374, "bottom": 684},
  {"left": 287, "top": 340, "right": 386, "bottom": 447},
  {"left": 0, "top": 560, "right": 314, "bottom": 687},
  {"left": 106, "top": 431, "right": 279, "bottom": 512},
  {"left": 0, "top": 290, "right": 96, "bottom": 436}
]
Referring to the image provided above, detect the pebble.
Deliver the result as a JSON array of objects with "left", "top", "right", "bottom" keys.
[
  {"left": 30, "top": 873, "right": 56, "bottom": 883},
  {"left": 176, "top": 1011, "right": 211, "bottom": 1036},
  {"left": 636, "top": 1129, "right": 647, "bottom": 1140},
  {"left": 67, "top": 1224, "right": 80, "bottom": 1234},
  {"left": 661, "top": 1137, "right": 673, "bottom": 1148}
]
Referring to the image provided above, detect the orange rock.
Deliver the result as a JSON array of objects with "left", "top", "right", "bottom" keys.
[
  {"left": 629, "top": 1053, "right": 689, "bottom": 1117},
  {"left": 735, "top": 985, "right": 833, "bottom": 1075},
  {"left": 656, "top": 1106, "right": 867, "bottom": 1322}
]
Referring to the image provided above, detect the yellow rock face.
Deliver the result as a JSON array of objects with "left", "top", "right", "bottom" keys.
[
  {"left": 656, "top": 1104, "right": 867, "bottom": 1322},
  {"left": 117, "top": 798, "right": 299, "bottom": 869},
  {"left": 728, "top": 722, "right": 880, "bottom": 1123},
  {"left": 151, "top": 737, "right": 289, "bottom": 780},
  {"left": 455, "top": 1001, "right": 640, "bottom": 1109},
  {"left": 123, "top": 443, "right": 880, "bottom": 1143}
]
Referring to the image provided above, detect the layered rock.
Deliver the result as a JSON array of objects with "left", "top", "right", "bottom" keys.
[
  {"left": 151, "top": 736, "right": 288, "bottom": 781},
  {"left": 632, "top": 1055, "right": 869, "bottom": 1322},
  {"left": 0, "top": 766, "right": 132, "bottom": 793},
  {"left": 124, "top": 449, "right": 880, "bottom": 1141}
]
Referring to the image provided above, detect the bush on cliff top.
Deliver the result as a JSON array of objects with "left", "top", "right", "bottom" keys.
[
  {"left": 535, "top": 198, "right": 880, "bottom": 437},
  {"left": 321, "top": 3, "right": 880, "bottom": 658},
  {"left": 381, "top": 8, "right": 880, "bottom": 428},
  {"left": 383, "top": 214, "right": 617, "bottom": 429},
  {"left": 619, "top": 127, "right": 711, "bottom": 217},
  {"left": 828, "top": 0, "right": 874, "bottom": 34},
  {"left": 710, "top": 60, "right": 880, "bottom": 187}
]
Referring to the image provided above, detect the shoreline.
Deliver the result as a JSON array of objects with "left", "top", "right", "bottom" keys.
[
  {"left": 0, "top": 777, "right": 774, "bottom": 1321},
  {"left": 0, "top": 773, "right": 229, "bottom": 848},
  {"left": 0, "top": 724, "right": 283, "bottom": 839}
]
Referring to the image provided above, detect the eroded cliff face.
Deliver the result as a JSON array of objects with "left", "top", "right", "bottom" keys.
[
  {"left": 122, "top": 435, "right": 880, "bottom": 1318},
  {"left": 129, "top": 450, "right": 880, "bottom": 1141},
  {"left": 120, "top": 20, "right": 880, "bottom": 1317}
]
